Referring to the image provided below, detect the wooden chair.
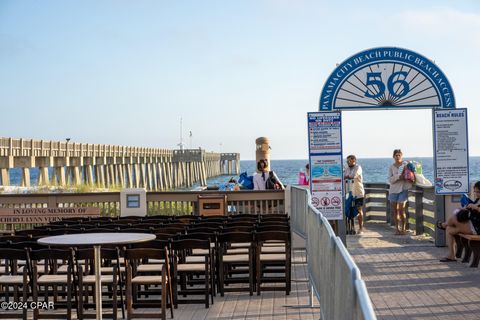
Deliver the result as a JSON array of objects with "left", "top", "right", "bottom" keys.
[
  {"left": 30, "top": 248, "right": 77, "bottom": 319},
  {"left": 255, "top": 231, "right": 291, "bottom": 295},
  {"left": 0, "top": 248, "right": 30, "bottom": 320},
  {"left": 171, "top": 238, "right": 214, "bottom": 308},
  {"left": 173, "top": 216, "right": 198, "bottom": 224},
  {"left": 124, "top": 247, "right": 173, "bottom": 320},
  {"left": 198, "top": 216, "right": 228, "bottom": 223},
  {"left": 0, "top": 235, "right": 32, "bottom": 243},
  {"left": 74, "top": 247, "right": 124, "bottom": 319},
  {"left": 186, "top": 226, "right": 219, "bottom": 235},
  {"left": 14, "top": 228, "right": 52, "bottom": 238},
  {"left": 190, "top": 221, "right": 223, "bottom": 229},
  {"left": 216, "top": 231, "right": 254, "bottom": 296}
]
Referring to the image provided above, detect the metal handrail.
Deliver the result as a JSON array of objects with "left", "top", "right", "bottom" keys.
[{"left": 290, "top": 186, "right": 376, "bottom": 320}]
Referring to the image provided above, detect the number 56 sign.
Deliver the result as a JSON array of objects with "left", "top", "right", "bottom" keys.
[
  {"left": 319, "top": 47, "right": 455, "bottom": 111},
  {"left": 364, "top": 71, "right": 409, "bottom": 99}
]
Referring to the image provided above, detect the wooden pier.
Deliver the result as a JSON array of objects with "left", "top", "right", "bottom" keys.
[{"left": 0, "top": 137, "right": 240, "bottom": 190}]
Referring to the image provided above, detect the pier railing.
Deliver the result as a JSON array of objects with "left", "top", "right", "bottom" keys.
[
  {"left": 290, "top": 186, "right": 376, "bottom": 320},
  {"left": 363, "top": 183, "right": 436, "bottom": 237},
  {"left": 0, "top": 136, "right": 240, "bottom": 190}
]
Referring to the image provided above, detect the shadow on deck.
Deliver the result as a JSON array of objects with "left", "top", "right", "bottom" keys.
[{"left": 348, "top": 219, "right": 480, "bottom": 320}]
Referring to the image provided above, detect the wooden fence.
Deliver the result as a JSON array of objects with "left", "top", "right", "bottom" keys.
[
  {"left": 0, "top": 190, "right": 285, "bottom": 231},
  {"left": 363, "top": 183, "right": 436, "bottom": 237}
]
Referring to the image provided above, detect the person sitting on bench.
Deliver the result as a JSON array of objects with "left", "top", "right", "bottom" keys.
[{"left": 437, "top": 181, "right": 480, "bottom": 262}]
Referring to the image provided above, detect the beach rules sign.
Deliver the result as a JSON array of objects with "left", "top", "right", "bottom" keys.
[
  {"left": 433, "top": 108, "right": 469, "bottom": 194},
  {"left": 307, "top": 112, "right": 343, "bottom": 220}
]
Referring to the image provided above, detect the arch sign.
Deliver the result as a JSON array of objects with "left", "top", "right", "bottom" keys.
[
  {"left": 319, "top": 47, "right": 455, "bottom": 110},
  {"left": 308, "top": 47, "right": 468, "bottom": 221}
]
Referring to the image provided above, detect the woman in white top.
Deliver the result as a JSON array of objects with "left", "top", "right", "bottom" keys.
[
  {"left": 253, "top": 159, "right": 284, "bottom": 190},
  {"left": 344, "top": 155, "right": 365, "bottom": 233},
  {"left": 388, "top": 149, "right": 413, "bottom": 235}
]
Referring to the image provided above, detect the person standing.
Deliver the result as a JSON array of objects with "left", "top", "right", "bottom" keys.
[
  {"left": 344, "top": 155, "right": 365, "bottom": 234},
  {"left": 305, "top": 163, "right": 310, "bottom": 185},
  {"left": 253, "top": 159, "right": 284, "bottom": 190},
  {"left": 388, "top": 149, "right": 412, "bottom": 235}
]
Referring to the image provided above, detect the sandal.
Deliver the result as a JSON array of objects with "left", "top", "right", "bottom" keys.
[
  {"left": 439, "top": 257, "right": 456, "bottom": 262},
  {"left": 436, "top": 221, "right": 446, "bottom": 230}
]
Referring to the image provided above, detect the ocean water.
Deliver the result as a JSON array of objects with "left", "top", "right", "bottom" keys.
[
  {"left": 4, "top": 157, "right": 480, "bottom": 189},
  {"left": 214, "top": 157, "right": 480, "bottom": 188}
]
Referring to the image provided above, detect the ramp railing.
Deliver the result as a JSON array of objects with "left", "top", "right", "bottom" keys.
[{"left": 290, "top": 186, "right": 376, "bottom": 320}]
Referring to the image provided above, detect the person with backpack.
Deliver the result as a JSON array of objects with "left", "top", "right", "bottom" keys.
[
  {"left": 253, "top": 159, "right": 284, "bottom": 190},
  {"left": 388, "top": 149, "right": 413, "bottom": 235}
]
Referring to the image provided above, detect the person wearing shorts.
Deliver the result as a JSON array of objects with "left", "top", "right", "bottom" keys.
[
  {"left": 437, "top": 181, "right": 480, "bottom": 262},
  {"left": 344, "top": 155, "right": 365, "bottom": 234},
  {"left": 388, "top": 149, "right": 413, "bottom": 235}
]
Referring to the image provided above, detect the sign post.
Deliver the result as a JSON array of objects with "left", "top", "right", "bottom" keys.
[
  {"left": 307, "top": 112, "right": 345, "bottom": 242},
  {"left": 315, "top": 46, "right": 465, "bottom": 247},
  {"left": 433, "top": 108, "right": 469, "bottom": 194}
]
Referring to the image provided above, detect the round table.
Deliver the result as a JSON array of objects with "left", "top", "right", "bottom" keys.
[{"left": 38, "top": 232, "right": 156, "bottom": 320}]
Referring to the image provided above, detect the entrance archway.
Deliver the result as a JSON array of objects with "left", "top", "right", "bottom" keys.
[
  {"left": 319, "top": 47, "right": 455, "bottom": 111},
  {"left": 308, "top": 47, "right": 468, "bottom": 243}
]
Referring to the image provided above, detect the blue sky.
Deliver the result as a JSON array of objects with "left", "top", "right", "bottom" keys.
[{"left": 1, "top": 0, "right": 479, "bottom": 160}]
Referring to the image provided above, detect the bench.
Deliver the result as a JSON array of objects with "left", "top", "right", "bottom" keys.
[{"left": 454, "top": 233, "right": 480, "bottom": 267}]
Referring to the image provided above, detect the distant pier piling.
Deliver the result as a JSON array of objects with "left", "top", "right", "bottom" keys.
[{"left": 0, "top": 137, "right": 240, "bottom": 190}]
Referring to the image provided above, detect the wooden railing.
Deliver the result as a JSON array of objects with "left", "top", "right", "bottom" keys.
[
  {"left": 363, "top": 183, "right": 390, "bottom": 221},
  {"left": 0, "top": 190, "right": 285, "bottom": 230},
  {"left": 406, "top": 186, "right": 436, "bottom": 237},
  {"left": 363, "top": 183, "right": 436, "bottom": 237}
]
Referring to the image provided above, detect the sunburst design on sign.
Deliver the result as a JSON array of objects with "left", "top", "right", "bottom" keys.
[
  {"left": 335, "top": 63, "right": 439, "bottom": 108},
  {"left": 319, "top": 47, "right": 455, "bottom": 111}
]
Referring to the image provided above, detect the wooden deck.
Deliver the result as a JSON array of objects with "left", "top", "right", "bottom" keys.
[
  {"left": 0, "top": 247, "right": 319, "bottom": 320},
  {"left": 348, "top": 220, "right": 480, "bottom": 320},
  {"left": 172, "top": 249, "right": 319, "bottom": 320}
]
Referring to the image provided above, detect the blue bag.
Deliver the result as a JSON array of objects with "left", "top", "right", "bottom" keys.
[
  {"left": 345, "top": 192, "right": 359, "bottom": 219},
  {"left": 461, "top": 194, "right": 474, "bottom": 207},
  {"left": 238, "top": 172, "right": 254, "bottom": 190}
]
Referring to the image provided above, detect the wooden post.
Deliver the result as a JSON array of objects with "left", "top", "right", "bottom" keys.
[
  {"left": 414, "top": 187, "right": 424, "bottom": 235},
  {"left": 385, "top": 189, "right": 391, "bottom": 224},
  {"left": 435, "top": 195, "right": 446, "bottom": 247}
]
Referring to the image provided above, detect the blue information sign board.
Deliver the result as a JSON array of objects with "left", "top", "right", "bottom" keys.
[{"left": 307, "top": 112, "right": 343, "bottom": 220}]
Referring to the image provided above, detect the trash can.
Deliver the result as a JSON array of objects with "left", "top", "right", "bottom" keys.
[{"left": 198, "top": 195, "right": 227, "bottom": 216}]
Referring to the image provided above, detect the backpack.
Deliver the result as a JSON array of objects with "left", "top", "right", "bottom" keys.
[{"left": 265, "top": 171, "right": 282, "bottom": 190}]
